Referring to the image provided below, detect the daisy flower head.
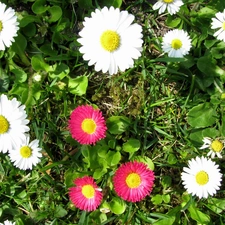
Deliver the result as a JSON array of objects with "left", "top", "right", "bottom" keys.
[
  {"left": 8, "top": 134, "right": 42, "bottom": 170},
  {"left": 152, "top": 0, "right": 183, "bottom": 15},
  {"left": 200, "top": 137, "right": 225, "bottom": 158},
  {"left": 0, "top": 94, "right": 30, "bottom": 153},
  {"left": 211, "top": 9, "right": 225, "bottom": 42},
  {"left": 77, "top": 6, "right": 143, "bottom": 75},
  {"left": 69, "top": 176, "right": 103, "bottom": 211},
  {"left": 0, "top": 220, "right": 15, "bottom": 225},
  {"left": 69, "top": 105, "right": 107, "bottom": 145},
  {"left": 162, "top": 29, "right": 192, "bottom": 58},
  {"left": 0, "top": 2, "right": 19, "bottom": 50},
  {"left": 113, "top": 161, "right": 155, "bottom": 202},
  {"left": 181, "top": 156, "right": 222, "bottom": 199}
]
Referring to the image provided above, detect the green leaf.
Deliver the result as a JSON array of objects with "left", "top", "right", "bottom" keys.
[
  {"left": 122, "top": 138, "right": 140, "bottom": 153},
  {"left": 11, "top": 33, "right": 30, "bottom": 66},
  {"left": 93, "top": 168, "right": 107, "bottom": 179},
  {"left": 151, "top": 194, "right": 163, "bottom": 205},
  {"left": 48, "top": 6, "right": 62, "bottom": 23},
  {"left": 161, "top": 176, "right": 172, "bottom": 189},
  {"left": 109, "top": 197, "right": 126, "bottom": 215},
  {"left": 49, "top": 63, "right": 69, "bottom": 80},
  {"left": 0, "top": 67, "right": 9, "bottom": 92},
  {"left": 207, "top": 198, "right": 225, "bottom": 214},
  {"left": 133, "top": 156, "right": 155, "bottom": 170},
  {"left": 106, "top": 151, "right": 121, "bottom": 166},
  {"left": 187, "top": 103, "right": 218, "bottom": 128},
  {"left": 107, "top": 116, "right": 130, "bottom": 134},
  {"left": 68, "top": 76, "right": 88, "bottom": 96},
  {"left": 31, "top": 55, "right": 51, "bottom": 72},
  {"left": 188, "top": 205, "right": 210, "bottom": 224},
  {"left": 167, "top": 154, "right": 177, "bottom": 165},
  {"left": 54, "top": 205, "right": 67, "bottom": 218},
  {"left": 32, "top": 0, "right": 49, "bottom": 14},
  {"left": 153, "top": 216, "right": 176, "bottom": 225},
  {"left": 20, "top": 15, "right": 41, "bottom": 27}
]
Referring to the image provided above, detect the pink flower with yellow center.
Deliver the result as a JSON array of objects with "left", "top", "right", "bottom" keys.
[
  {"left": 68, "top": 105, "right": 107, "bottom": 145},
  {"left": 69, "top": 176, "right": 103, "bottom": 211},
  {"left": 113, "top": 161, "right": 155, "bottom": 202}
]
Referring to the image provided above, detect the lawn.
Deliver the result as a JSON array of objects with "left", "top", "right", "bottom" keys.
[{"left": 0, "top": 0, "right": 225, "bottom": 224}]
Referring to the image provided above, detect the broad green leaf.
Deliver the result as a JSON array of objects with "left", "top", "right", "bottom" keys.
[
  {"left": 48, "top": 6, "right": 62, "bottom": 23},
  {"left": 54, "top": 205, "right": 67, "bottom": 218},
  {"left": 32, "top": 0, "right": 49, "bottom": 14},
  {"left": 188, "top": 205, "right": 210, "bottom": 224},
  {"left": 153, "top": 216, "right": 175, "bottom": 225},
  {"left": 106, "top": 151, "right": 121, "bottom": 166},
  {"left": 167, "top": 154, "right": 177, "bottom": 164},
  {"left": 109, "top": 197, "right": 126, "bottom": 215},
  {"left": 161, "top": 176, "right": 172, "bottom": 189},
  {"left": 0, "top": 67, "right": 9, "bottom": 92},
  {"left": 31, "top": 55, "right": 51, "bottom": 72},
  {"left": 187, "top": 103, "right": 218, "bottom": 128},
  {"left": 122, "top": 138, "right": 140, "bottom": 153},
  {"left": 151, "top": 194, "right": 163, "bottom": 205},
  {"left": 207, "top": 198, "right": 225, "bottom": 214},
  {"left": 93, "top": 168, "right": 107, "bottom": 179},
  {"left": 107, "top": 116, "right": 130, "bottom": 134},
  {"left": 20, "top": 15, "right": 41, "bottom": 27},
  {"left": 68, "top": 76, "right": 88, "bottom": 96},
  {"left": 49, "top": 63, "right": 69, "bottom": 80},
  {"left": 11, "top": 33, "right": 30, "bottom": 66},
  {"left": 133, "top": 156, "right": 155, "bottom": 170}
]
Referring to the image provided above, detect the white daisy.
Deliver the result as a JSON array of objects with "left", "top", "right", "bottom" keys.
[
  {"left": 211, "top": 9, "right": 225, "bottom": 42},
  {"left": 152, "top": 0, "right": 183, "bottom": 15},
  {"left": 181, "top": 156, "right": 222, "bottom": 199},
  {"left": 0, "top": 220, "right": 15, "bottom": 225},
  {"left": 162, "top": 29, "right": 191, "bottom": 58},
  {"left": 78, "top": 6, "right": 143, "bottom": 75},
  {"left": 8, "top": 134, "right": 42, "bottom": 170},
  {"left": 0, "top": 94, "right": 30, "bottom": 153},
  {"left": 0, "top": 2, "right": 19, "bottom": 50},
  {"left": 200, "top": 137, "right": 224, "bottom": 158}
]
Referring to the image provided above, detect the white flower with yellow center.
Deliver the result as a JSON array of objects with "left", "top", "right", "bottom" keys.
[
  {"left": 152, "top": 0, "right": 183, "bottom": 15},
  {"left": 162, "top": 29, "right": 191, "bottom": 58},
  {"left": 200, "top": 137, "right": 224, "bottom": 158},
  {"left": 78, "top": 6, "right": 143, "bottom": 75},
  {"left": 0, "top": 94, "right": 30, "bottom": 153},
  {"left": 211, "top": 9, "right": 225, "bottom": 42},
  {"left": 181, "top": 156, "right": 222, "bottom": 199},
  {"left": 0, "top": 220, "right": 15, "bottom": 225},
  {"left": 0, "top": 2, "right": 19, "bottom": 50},
  {"left": 8, "top": 135, "right": 42, "bottom": 170}
]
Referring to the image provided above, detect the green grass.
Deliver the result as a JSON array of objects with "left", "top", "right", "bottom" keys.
[{"left": 1, "top": 0, "right": 225, "bottom": 224}]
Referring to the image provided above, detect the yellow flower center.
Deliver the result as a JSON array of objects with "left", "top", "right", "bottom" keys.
[
  {"left": 82, "top": 184, "right": 95, "bottom": 199},
  {"left": 223, "top": 22, "right": 225, "bottom": 30},
  {"left": 0, "top": 21, "right": 3, "bottom": 32},
  {"left": 81, "top": 119, "right": 97, "bottom": 134},
  {"left": 211, "top": 140, "right": 224, "bottom": 152},
  {"left": 20, "top": 146, "right": 32, "bottom": 158},
  {"left": 171, "top": 39, "right": 182, "bottom": 50},
  {"left": 125, "top": 173, "right": 141, "bottom": 188},
  {"left": 195, "top": 171, "right": 209, "bottom": 186},
  {"left": 163, "top": 0, "right": 174, "bottom": 3},
  {"left": 0, "top": 115, "right": 9, "bottom": 134},
  {"left": 100, "top": 30, "right": 120, "bottom": 52}
]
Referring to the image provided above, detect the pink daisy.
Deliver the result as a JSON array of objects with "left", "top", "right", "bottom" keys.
[
  {"left": 68, "top": 105, "right": 107, "bottom": 145},
  {"left": 69, "top": 176, "right": 103, "bottom": 211},
  {"left": 113, "top": 161, "right": 155, "bottom": 202}
]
